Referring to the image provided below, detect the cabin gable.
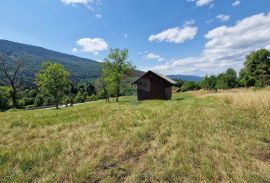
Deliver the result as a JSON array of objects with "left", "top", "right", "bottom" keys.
[{"left": 132, "top": 71, "right": 176, "bottom": 101}]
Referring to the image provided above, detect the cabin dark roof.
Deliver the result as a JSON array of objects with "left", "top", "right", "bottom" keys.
[{"left": 132, "top": 70, "right": 177, "bottom": 85}]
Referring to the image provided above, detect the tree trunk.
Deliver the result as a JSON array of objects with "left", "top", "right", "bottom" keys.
[
  {"left": 10, "top": 89, "right": 18, "bottom": 108},
  {"left": 116, "top": 81, "right": 120, "bottom": 102},
  {"left": 70, "top": 98, "right": 74, "bottom": 106},
  {"left": 103, "top": 86, "right": 110, "bottom": 103},
  {"left": 56, "top": 96, "right": 59, "bottom": 109}
]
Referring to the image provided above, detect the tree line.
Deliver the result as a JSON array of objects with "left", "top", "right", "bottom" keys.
[
  {"left": 175, "top": 49, "right": 270, "bottom": 92},
  {"left": 1, "top": 48, "right": 269, "bottom": 111},
  {"left": 0, "top": 48, "right": 135, "bottom": 111}
]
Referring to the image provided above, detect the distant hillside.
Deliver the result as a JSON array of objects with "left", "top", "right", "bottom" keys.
[
  {"left": 0, "top": 40, "right": 101, "bottom": 86},
  {"left": 168, "top": 74, "right": 203, "bottom": 82},
  {"left": 0, "top": 40, "right": 199, "bottom": 87}
]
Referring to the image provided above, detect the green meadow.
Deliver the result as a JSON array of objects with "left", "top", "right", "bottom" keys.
[{"left": 0, "top": 91, "right": 270, "bottom": 182}]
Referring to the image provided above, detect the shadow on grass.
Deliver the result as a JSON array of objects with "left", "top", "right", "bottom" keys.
[
  {"left": 119, "top": 100, "right": 142, "bottom": 105},
  {"left": 118, "top": 100, "right": 131, "bottom": 103},
  {"left": 174, "top": 98, "right": 185, "bottom": 101}
]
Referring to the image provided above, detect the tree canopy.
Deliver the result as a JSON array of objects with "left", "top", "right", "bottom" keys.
[
  {"left": 0, "top": 86, "right": 10, "bottom": 111},
  {"left": 101, "top": 48, "right": 135, "bottom": 102},
  {"left": 0, "top": 54, "right": 24, "bottom": 108},
  {"left": 215, "top": 68, "right": 238, "bottom": 89},
  {"left": 200, "top": 75, "right": 217, "bottom": 90},
  {"left": 200, "top": 68, "right": 238, "bottom": 90},
  {"left": 239, "top": 49, "right": 270, "bottom": 87},
  {"left": 35, "top": 62, "right": 70, "bottom": 109}
]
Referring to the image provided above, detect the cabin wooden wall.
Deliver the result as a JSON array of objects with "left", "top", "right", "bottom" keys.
[{"left": 136, "top": 73, "right": 172, "bottom": 100}]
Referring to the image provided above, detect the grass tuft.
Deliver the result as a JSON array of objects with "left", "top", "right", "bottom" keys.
[{"left": 0, "top": 89, "right": 269, "bottom": 182}]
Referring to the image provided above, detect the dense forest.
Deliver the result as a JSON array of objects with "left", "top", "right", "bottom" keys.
[
  {"left": 174, "top": 49, "right": 270, "bottom": 92},
  {"left": 0, "top": 40, "right": 202, "bottom": 87},
  {"left": 1, "top": 39, "right": 270, "bottom": 111},
  {"left": 0, "top": 47, "right": 138, "bottom": 110},
  {"left": 0, "top": 40, "right": 101, "bottom": 86}
]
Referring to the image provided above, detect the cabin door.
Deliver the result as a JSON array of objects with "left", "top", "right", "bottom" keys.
[{"left": 150, "top": 80, "right": 165, "bottom": 100}]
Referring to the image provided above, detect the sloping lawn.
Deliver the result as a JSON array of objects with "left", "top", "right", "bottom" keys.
[{"left": 0, "top": 92, "right": 269, "bottom": 182}]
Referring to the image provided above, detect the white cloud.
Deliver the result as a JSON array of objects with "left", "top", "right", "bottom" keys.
[
  {"left": 61, "top": 0, "right": 91, "bottom": 5},
  {"left": 209, "top": 3, "right": 214, "bottom": 9},
  {"left": 61, "top": 0, "right": 102, "bottom": 9},
  {"left": 187, "top": 0, "right": 214, "bottom": 7},
  {"left": 143, "top": 12, "right": 270, "bottom": 76},
  {"left": 232, "top": 1, "right": 240, "bottom": 7},
  {"left": 73, "top": 37, "right": 108, "bottom": 55},
  {"left": 144, "top": 53, "right": 164, "bottom": 62},
  {"left": 196, "top": 0, "right": 213, "bottom": 6},
  {"left": 149, "top": 26, "right": 198, "bottom": 44},
  {"left": 95, "top": 14, "right": 102, "bottom": 18},
  {"left": 184, "top": 20, "right": 195, "bottom": 26},
  {"left": 72, "top": 48, "right": 79, "bottom": 53},
  {"left": 216, "top": 14, "right": 230, "bottom": 22},
  {"left": 206, "top": 18, "right": 215, "bottom": 24}
]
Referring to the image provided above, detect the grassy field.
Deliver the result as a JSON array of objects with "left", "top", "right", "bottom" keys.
[{"left": 0, "top": 89, "right": 270, "bottom": 182}]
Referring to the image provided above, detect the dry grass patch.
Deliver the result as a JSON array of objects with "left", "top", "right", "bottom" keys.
[
  {"left": 0, "top": 93, "right": 270, "bottom": 182},
  {"left": 191, "top": 87, "right": 270, "bottom": 114}
]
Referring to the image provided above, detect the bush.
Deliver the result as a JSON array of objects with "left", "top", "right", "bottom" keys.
[
  {"left": 34, "top": 95, "right": 44, "bottom": 107},
  {"left": 62, "top": 96, "right": 70, "bottom": 107},
  {"left": 20, "top": 89, "right": 30, "bottom": 98},
  {"left": 200, "top": 75, "right": 217, "bottom": 90},
  {"left": 239, "top": 49, "right": 270, "bottom": 87},
  {"left": 43, "top": 97, "right": 54, "bottom": 106},
  {"left": 74, "top": 92, "right": 85, "bottom": 103},
  {"left": 86, "top": 94, "right": 97, "bottom": 102},
  {"left": 0, "top": 86, "right": 10, "bottom": 111},
  {"left": 29, "top": 89, "right": 38, "bottom": 98},
  {"left": 181, "top": 81, "right": 200, "bottom": 92},
  {"left": 17, "top": 99, "right": 26, "bottom": 109},
  {"left": 23, "top": 97, "right": 35, "bottom": 106}
]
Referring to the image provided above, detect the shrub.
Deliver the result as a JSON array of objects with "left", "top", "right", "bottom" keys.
[
  {"left": 62, "top": 96, "right": 70, "bottom": 107},
  {"left": 20, "top": 89, "right": 30, "bottom": 98},
  {"left": 34, "top": 95, "right": 44, "bottom": 107},
  {"left": 17, "top": 99, "right": 26, "bottom": 109},
  {"left": 74, "top": 92, "right": 85, "bottom": 103},
  {"left": 200, "top": 75, "right": 216, "bottom": 90},
  {"left": 86, "top": 94, "right": 97, "bottom": 102},
  {"left": 23, "top": 97, "right": 35, "bottom": 106},
  {"left": 43, "top": 97, "right": 54, "bottom": 106},
  {"left": 29, "top": 89, "right": 38, "bottom": 98},
  {"left": 181, "top": 81, "right": 200, "bottom": 92},
  {"left": 0, "top": 86, "right": 10, "bottom": 111}
]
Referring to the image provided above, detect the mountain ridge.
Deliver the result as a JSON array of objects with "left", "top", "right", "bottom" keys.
[
  {"left": 0, "top": 40, "right": 202, "bottom": 86},
  {"left": 0, "top": 39, "right": 101, "bottom": 86},
  {"left": 168, "top": 74, "right": 202, "bottom": 82}
]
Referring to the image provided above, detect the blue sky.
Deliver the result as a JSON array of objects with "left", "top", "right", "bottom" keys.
[{"left": 1, "top": 0, "right": 270, "bottom": 76}]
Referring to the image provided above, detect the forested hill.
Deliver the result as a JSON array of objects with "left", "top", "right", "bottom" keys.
[
  {"left": 0, "top": 39, "right": 202, "bottom": 87},
  {"left": 0, "top": 40, "right": 101, "bottom": 86},
  {"left": 168, "top": 74, "right": 203, "bottom": 82}
]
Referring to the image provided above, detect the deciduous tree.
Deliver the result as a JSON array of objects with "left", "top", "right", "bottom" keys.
[
  {"left": 35, "top": 62, "right": 70, "bottom": 109},
  {"left": 215, "top": 68, "right": 238, "bottom": 89},
  {"left": 0, "top": 54, "right": 24, "bottom": 108},
  {"left": 239, "top": 49, "right": 270, "bottom": 87},
  {"left": 0, "top": 86, "right": 10, "bottom": 111},
  {"left": 102, "top": 48, "right": 134, "bottom": 102}
]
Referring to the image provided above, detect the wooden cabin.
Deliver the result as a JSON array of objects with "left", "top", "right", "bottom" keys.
[{"left": 132, "top": 70, "right": 176, "bottom": 101}]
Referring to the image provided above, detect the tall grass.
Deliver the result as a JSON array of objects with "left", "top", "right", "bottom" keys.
[
  {"left": 0, "top": 92, "right": 269, "bottom": 182},
  {"left": 193, "top": 87, "right": 270, "bottom": 114}
]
